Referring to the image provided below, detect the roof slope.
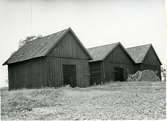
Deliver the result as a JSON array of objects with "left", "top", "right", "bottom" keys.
[
  {"left": 126, "top": 44, "right": 162, "bottom": 65},
  {"left": 88, "top": 42, "right": 120, "bottom": 62},
  {"left": 3, "top": 28, "right": 92, "bottom": 65},
  {"left": 126, "top": 44, "right": 152, "bottom": 64}
]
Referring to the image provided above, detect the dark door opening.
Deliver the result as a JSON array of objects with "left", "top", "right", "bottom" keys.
[
  {"left": 90, "top": 63, "right": 101, "bottom": 85},
  {"left": 63, "top": 64, "right": 77, "bottom": 87},
  {"left": 114, "top": 67, "right": 124, "bottom": 81}
]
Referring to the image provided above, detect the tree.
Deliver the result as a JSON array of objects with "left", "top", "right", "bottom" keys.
[
  {"left": 19, "top": 36, "right": 35, "bottom": 48},
  {"left": 18, "top": 35, "right": 43, "bottom": 48}
]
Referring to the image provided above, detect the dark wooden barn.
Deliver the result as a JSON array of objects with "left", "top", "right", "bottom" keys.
[
  {"left": 126, "top": 44, "right": 162, "bottom": 79},
  {"left": 88, "top": 42, "right": 135, "bottom": 85},
  {"left": 3, "top": 28, "right": 92, "bottom": 90}
]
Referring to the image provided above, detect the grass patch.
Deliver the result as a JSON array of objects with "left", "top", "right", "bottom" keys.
[{"left": 1, "top": 81, "right": 166, "bottom": 120}]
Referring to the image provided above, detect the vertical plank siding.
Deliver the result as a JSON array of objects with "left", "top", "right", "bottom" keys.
[
  {"left": 48, "top": 32, "right": 89, "bottom": 60},
  {"left": 105, "top": 46, "right": 134, "bottom": 64},
  {"left": 8, "top": 57, "right": 90, "bottom": 90},
  {"left": 45, "top": 32, "right": 90, "bottom": 87},
  {"left": 103, "top": 45, "right": 134, "bottom": 82},
  {"left": 103, "top": 62, "right": 134, "bottom": 82},
  {"left": 8, "top": 31, "right": 91, "bottom": 90},
  {"left": 134, "top": 47, "right": 161, "bottom": 79},
  {"left": 7, "top": 29, "right": 162, "bottom": 90},
  {"left": 45, "top": 57, "right": 90, "bottom": 87},
  {"left": 143, "top": 47, "right": 161, "bottom": 65},
  {"left": 8, "top": 58, "right": 45, "bottom": 90},
  {"left": 89, "top": 45, "right": 135, "bottom": 83}
]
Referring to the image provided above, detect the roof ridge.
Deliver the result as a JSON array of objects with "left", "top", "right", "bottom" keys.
[
  {"left": 21, "top": 28, "right": 70, "bottom": 45},
  {"left": 88, "top": 42, "right": 121, "bottom": 62},
  {"left": 126, "top": 43, "right": 153, "bottom": 64},
  {"left": 3, "top": 27, "right": 71, "bottom": 65},
  {"left": 126, "top": 43, "right": 152, "bottom": 49},
  {"left": 88, "top": 42, "right": 120, "bottom": 50},
  {"left": 37, "top": 28, "right": 70, "bottom": 40},
  {"left": 140, "top": 45, "right": 152, "bottom": 63},
  {"left": 43, "top": 28, "right": 71, "bottom": 56},
  {"left": 102, "top": 42, "right": 120, "bottom": 60}
]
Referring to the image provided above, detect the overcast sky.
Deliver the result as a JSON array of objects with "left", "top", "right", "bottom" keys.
[{"left": 0, "top": 0, "right": 166, "bottom": 87}]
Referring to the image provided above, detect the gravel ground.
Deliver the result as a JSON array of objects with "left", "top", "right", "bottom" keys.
[{"left": 1, "top": 81, "right": 166, "bottom": 120}]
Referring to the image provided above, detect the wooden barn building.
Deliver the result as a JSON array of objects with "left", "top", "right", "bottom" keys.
[
  {"left": 3, "top": 28, "right": 162, "bottom": 89},
  {"left": 3, "top": 28, "right": 92, "bottom": 90},
  {"left": 88, "top": 42, "right": 135, "bottom": 85},
  {"left": 126, "top": 44, "right": 162, "bottom": 79}
]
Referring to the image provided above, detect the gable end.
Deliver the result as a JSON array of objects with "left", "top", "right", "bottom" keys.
[
  {"left": 105, "top": 43, "right": 134, "bottom": 64},
  {"left": 143, "top": 45, "right": 162, "bottom": 65},
  {"left": 47, "top": 29, "right": 92, "bottom": 60}
]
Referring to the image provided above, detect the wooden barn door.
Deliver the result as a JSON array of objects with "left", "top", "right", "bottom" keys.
[
  {"left": 114, "top": 67, "right": 124, "bottom": 81},
  {"left": 90, "top": 63, "right": 101, "bottom": 85},
  {"left": 63, "top": 64, "right": 77, "bottom": 87}
]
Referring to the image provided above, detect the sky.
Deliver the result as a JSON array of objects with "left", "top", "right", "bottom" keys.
[{"left": 0, "top": 0, "right": 166, "bottom": 87}]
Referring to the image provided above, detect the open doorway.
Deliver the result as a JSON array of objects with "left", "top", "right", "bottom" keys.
[
  {"left": 114, "top": 67, "right": 124, "bottom": 81},
  {"left": 63, "top": 64, "right": 77, "bottom": 87}
]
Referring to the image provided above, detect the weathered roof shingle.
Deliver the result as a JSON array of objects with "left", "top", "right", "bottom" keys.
[
  {"left": 88, "top": 42, "right": 121, "bottom": 62},
  {"left": 126, "top": 44, "right": 162, "bottom": 64},
  {"left": 3, "top": 28, "right": 92, "bottom": 65},
  {"left": 126, "top": 44, "right": 152, "bottom": 64}
]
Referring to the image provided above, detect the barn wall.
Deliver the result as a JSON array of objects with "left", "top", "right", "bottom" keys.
[
  {"left": 89, "top": 45, "right": 134, "bottom": 83},
  {"left": 48, "top": 32, "right": 89, "bottom": 59},
  {"left": 103, "top": 45, "right": 134, "bottom": 82},
  {"left": 8, "top": 56, "right": 90, "bottom": 90},
  {"left": 143, "top": 47, "right": 161, "bottom": 65},
  {"left": 8, "top": 58, "right": 47, "bottom": 90},
  {"left": 46, "top": 31, "right": 90, "bottom": 87},
  {"left": 105, "top": 45, "right": 134, "bottom": 65},
  {"left": 133, "top": 47, "right": 161, "bottom": 79},
  {"left": 103, "top": 62, "right": 134, "bottom": 82},
  {"left": 44, "top": 57, "right": 90, "bottom": 87}
]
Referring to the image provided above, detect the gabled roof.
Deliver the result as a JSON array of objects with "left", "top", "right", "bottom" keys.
[
  {"left": 3, "top": 28, "right": 92, "bottom": 65},
  {"left": 88, "top": 42, "right": 134, "bottom": 62},
  {"left": 88, "top": 42, "right": 119, "bottom": 62},
  {"left": 126, "top": 44, "right": 162, "bottom": 64}
]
